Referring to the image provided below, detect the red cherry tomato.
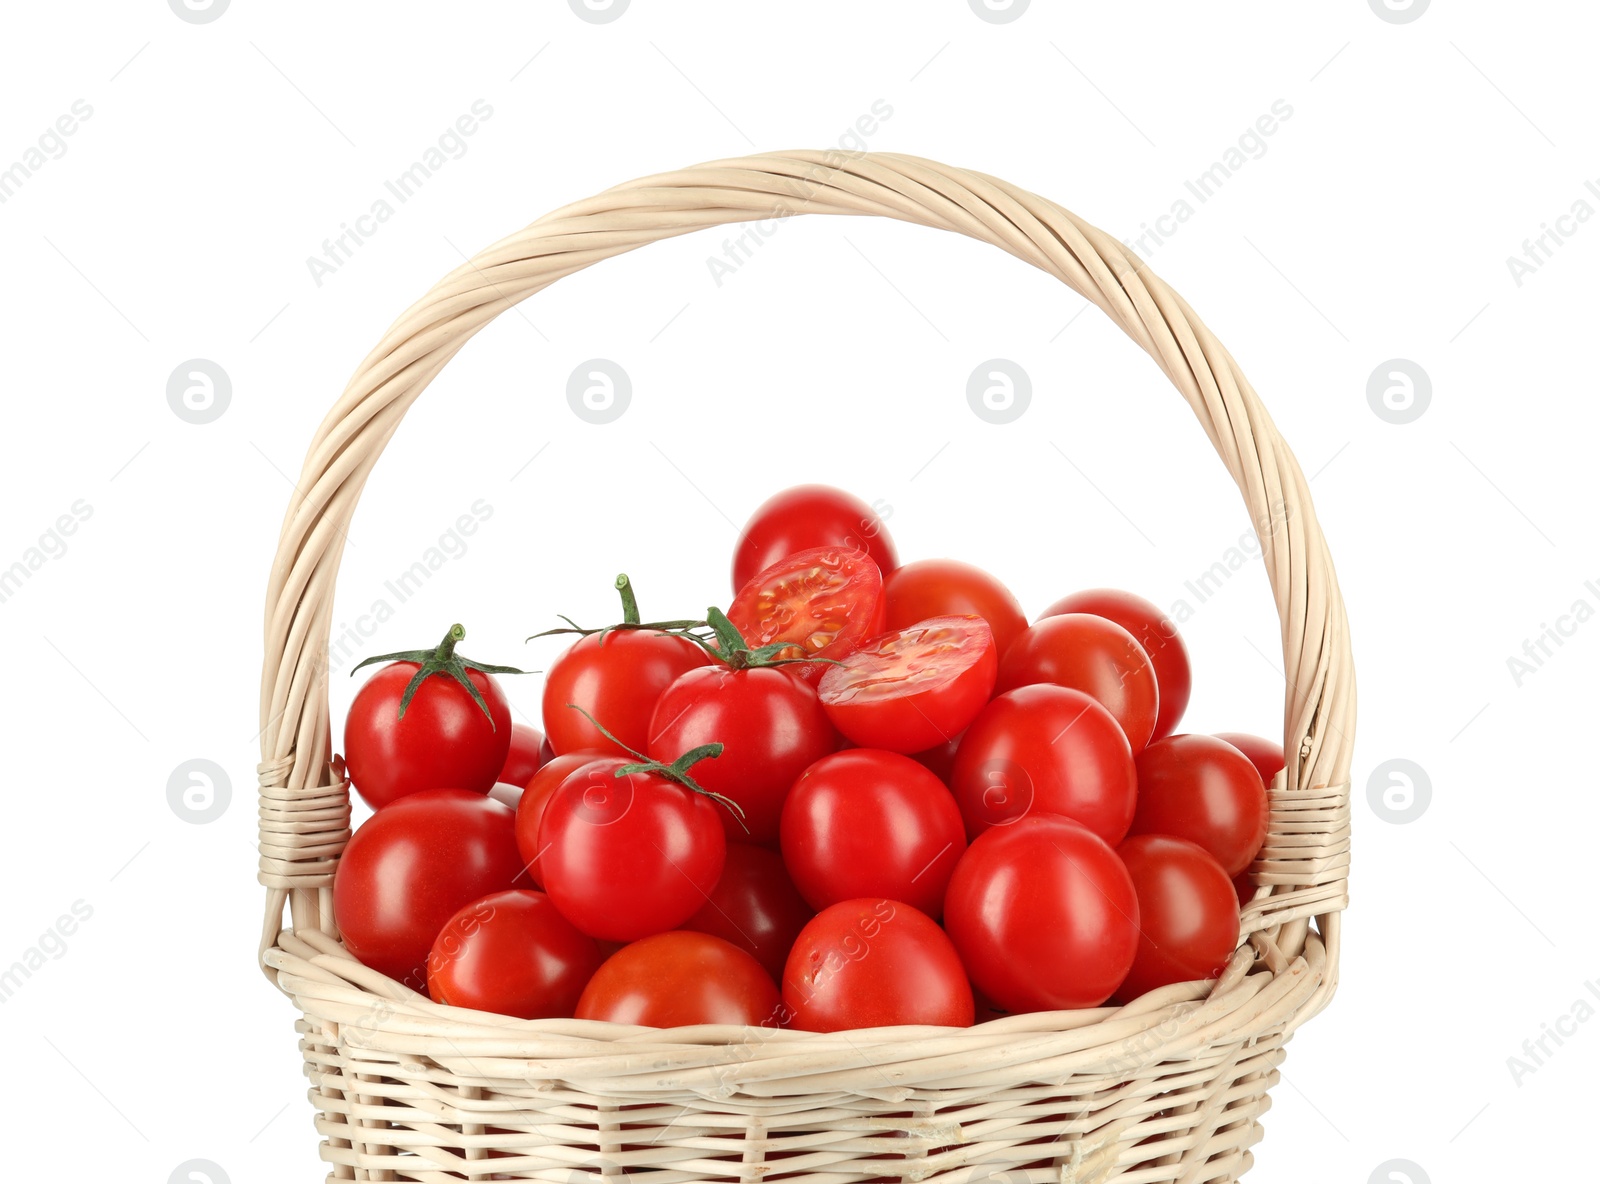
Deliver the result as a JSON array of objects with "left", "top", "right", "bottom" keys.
[
  {"left": 732, "top": 485, "right": 898, "bottom": 595},
  {"left": 647, "top": 666, "right": 837, "bottom": 844},
  {"left": 1114, "top": 835, "right": 1240, "bottom": 1002},
  {"left": 910, "top": 733, "right": 963, "bottom": 782},
  {"left": 333, "top": 789, "right": 524, "bottom": 989},
  {"left": 996, "top": 614, "right": 1160, "bottom": 750},
  {"left": 426, "top": 889, "right": 602, "bottom": 1018},
  {"left": 1129, "top": 735, "right": 1270, "bottom": 876},
  {"left": 1040, "top": 589, "right": 1191, "bottom": 742},
  {"left": 541, "top": 629, "right": 711, "bottom": 758},
  {"left": 538, "top": 757, "right": 727, "bottom": 942},
  {"left": 1214, "top": 732, "right": 1287, "bottom": 789},
  {"left": 685, "top": 845, "right": 814, "bottom": 982},
  {"left": 1233, "top": 868, "right": 1257, "bottom": 907},
  {"left": 884, "top": 559, "right": 1028, "bottom": 660},
  {"left": 514, "top": 751, "right": 607, "bottom": 888},
  {"left": 949, "top": 685, "right": 1137, "bottom": 846},
  {"left": 818, "top": 616, "right": 997, "bottom": 753},
  {"left": 944, "top": 814, "right": 1140, "bottom": 1012},
  {"left": 780, "top": 750, "right": 966, "bottom": 918},
  {"left": 725, "top": 546, "right": 887, "bottom": 685},
  {"left": 344, "top": 641, "right": 513, "bottom": 809},
  {"left": 575, "top": 932, "right": 781, "bottom": 1027},
  {"left": 499, "top": 723, "right": 547, "bottom": 787},
  {"left": 782, "top": 899, "right": 973, "bottom": 1031}
]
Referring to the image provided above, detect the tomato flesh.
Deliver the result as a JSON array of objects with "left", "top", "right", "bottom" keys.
[
  {"left": 884, "top": 559, "right": 1028, "bottom": 660},
  {"left": 818, "top": 616, "right": 997, "bottom": 753},
  {"left": 727, "top": 545, "right": 886, "bottom": 685}
]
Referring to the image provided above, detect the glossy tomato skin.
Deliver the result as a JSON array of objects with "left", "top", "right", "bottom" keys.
[
  {"left": 1040, "top": 589, "right": 1191, "bottom": 742},
  {"left": 782, "top": 899, "right": 973, "bottom": 1032},
  {"left": 1129, "top": 735, "right": 1270, "bottom": 876},
  {"left": 732, "top": 485, "right": 898, "bottom": 595},
  {"left": 541, "top": 630, "right": 712, "bottom": 758},
  {"left": 997, "top": 614, "right": 1160, "bottom": 751},
  {"left": 426, "top": 889, "right": 602, "bottom": 1019},
  {"left": 345, "top": 661, "right": 512, "bottom": 809},
  {"left": 726, "top": 546, "right": 886, "bottom": 686},
  {"left": 538, "top": 757, "right": 726, "bottom": 942},
  {"left": 884, "top": 559, "right": 1028, "bottom": 660},
  {"left": 1114, "top": 836, "right": 1240, "bottom": 1002},
  {"left": 499, "top": 723, "right": 547, "bottom": 787},
  {"left": 910, "top": 733, "right": 963, "bottom": 782},
  {"left": 647, "top": 665, "right": 837, "bottom": 844},
  {"left": 944, "top": 815, "right": 1140, "bottom": 1012},
  {"left": 1213, "top": 732, "right": 1287, "bottom": 789},
  {"left": 818, "top": 616, "right": 998, "bottom": 754},
  {"left": 780, "top": 750, "right": 966, "bottom": 918},
  {"left": 514, "top": 751, "right": 607, "bottom": 887},
  {"left": 685, "top": 845, "right": 814, "bottom": 982},
  {"left": 333, "top": 789, "right": 524, "bottom": 989},
  {"left": 576, "top": 932, "right": 781, "bottom": 1027},
  {"left": 949, "top": 685, "right": 1137, "bottom": 846}
]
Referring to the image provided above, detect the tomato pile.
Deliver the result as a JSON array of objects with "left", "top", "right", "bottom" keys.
[{"left": 333, "top": 484, "right": 1285, "bottom": 1031}]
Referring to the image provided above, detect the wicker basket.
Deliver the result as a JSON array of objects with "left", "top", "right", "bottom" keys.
[{"left": 258, "top": 150, "right": 1354, "bottom": 1183}]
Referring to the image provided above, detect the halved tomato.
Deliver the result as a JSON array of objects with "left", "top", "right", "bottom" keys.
[
  {"left": 817, "top": 616, "right": 997, "bottom": 753},
  {"left": 726, "top": 545, "right": 886, "bottom": 684}
]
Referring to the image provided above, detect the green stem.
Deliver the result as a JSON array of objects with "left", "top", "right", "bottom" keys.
[
  {"left": 432, "top": 622, "right": 467, "bottom": 662},
  {"left": 615, "top": 574, "right": 641, "bottom": 626}
]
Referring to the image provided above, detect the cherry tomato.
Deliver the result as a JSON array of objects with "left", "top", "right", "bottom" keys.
[
  {"left": 884, "top": 559, "right": 1028, "bottom": 660},
  {"left": 333, "top": 789, "right": 524, "bottom": 989},
  {"left": 944, "top": 814, "right": 1139, "bottom": 1012},
  {"left": 541, "top": 629, "right": 711, "bottom": 758},
  {"left": 1114, "top": 835, "right": 1240, "bottom": 1002},
  {"left": 685, "top": 845, "right": 814, "bottom": 982},
  {"left": 732, "top": 485, "right": 898, "bottom": 595},
  {"left": 1129, "top": 735, "right": 1269, "bottom": 876},
  {"left": 1214, "top": 732, "right": 1287, "bottom": 789},
  {"left": 910, "top": 733, "right": 962, "bottom": 782},
  {"left": 782, "top": 899, "right": 973, "bottom": 1031},
  {"left": 539, "top": 757, "right": 727, "bottom": 941},
  {"left": 647, "top": 665, "right": 837, "bottom": 844},
  {"left": 426, "top": 889, "right": 601, "bottom": 1019},
  {"left": 576, "top": 932, "right": 781, "bottom": 1027},
  {"left": 949, "top": 685, "right": 1137, "bottom": 846},
  {"left": 726, "top": 546, "right": 887, "bottom": 685},
  {"left": 818, "top": 616, "right": 997, "bottom": 753},
  {"left": 996, "top": 614, "right": 1160, "bottom": 750},
  {"left": 514, "top": 751, "right": 607, "bottom": 887},
  {"left": 344, "top": 629, "right": 515, "bottom": 809},
  {"left": 1040, "top": 590, "right": 1191, "bottom": 742},
  {"left": 780, "top": 750, "right": 966, "bottom": 918},
  {"left": 499, "top": 723, "right": 547, "bottom": 787},
  {"left": 1233, "top": 868, "right": 1257, "bottom": 908}
]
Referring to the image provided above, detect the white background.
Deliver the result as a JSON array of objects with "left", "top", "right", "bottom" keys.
[{"left": 1, "top": 1, "right": 1595, "bottom": 1181}]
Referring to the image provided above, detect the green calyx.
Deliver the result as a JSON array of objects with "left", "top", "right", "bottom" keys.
[
  {"left": 352, "top": 623, "right": 525, "bottom": 727},
  {"left": 565, "top": 702, "right": 747, "bottom": 831},
  {"left": 697, "top": 606, "right": 843, "bottom": 672}
]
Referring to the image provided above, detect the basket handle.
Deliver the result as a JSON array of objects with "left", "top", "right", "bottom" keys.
[{"left": 256, "top": 151, "right": 1354, "bottom": 985}]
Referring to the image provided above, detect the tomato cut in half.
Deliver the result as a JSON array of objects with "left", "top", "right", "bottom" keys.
[
  {"left": 817, "top": 616, "right": 998, "bottom": 754},
  {"left": 726, "top": 546, "right": 886, "bottom": 685}
]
